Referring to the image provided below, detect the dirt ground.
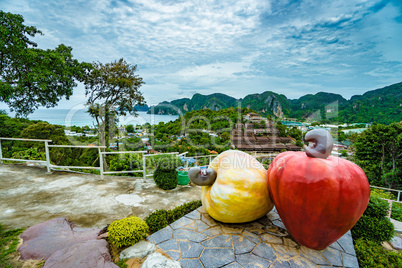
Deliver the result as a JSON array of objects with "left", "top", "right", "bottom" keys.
[{"left": 0, "top": 163, "right": 201, "bottom": 229}]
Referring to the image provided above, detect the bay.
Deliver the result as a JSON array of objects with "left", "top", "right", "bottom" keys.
[{"left": 6, "top": 109, "right": 179, "bottom": 127}]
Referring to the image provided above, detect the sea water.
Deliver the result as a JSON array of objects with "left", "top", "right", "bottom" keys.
[{"left": 6, "top": 109, "right": 179, "bottom": 127}]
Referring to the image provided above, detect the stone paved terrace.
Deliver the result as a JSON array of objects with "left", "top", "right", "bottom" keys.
[{"left": 147, "top": 207, "right": 359, "bottom": 268}]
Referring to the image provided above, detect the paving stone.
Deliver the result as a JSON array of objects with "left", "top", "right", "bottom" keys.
[
  {"left": 272, "top": 244, "right": 298, "bottom": 259},
  {"left": 147, "top": 226, "right": 173, "bottom": 244},
  {"left": 164, "top": 250, "right": 180, "bottom": 261},
  {"left": 261, "top": 233, "right": 283, "bottom": 244},
  {"left": 299, "top": 246, "right": 330, "bottom": 266},
  {"left": 283, "top": 237, "right": 298, "bottom": 247},
  {"left": 265, "top": 225, "right": 288, "bottom": 237},
  {"left": 170, "top": 217, "right": 194, "bottom": 230},
  {"left": 221, "top": 225, "right": 243, "bottom": 235},
  {"left": 195, "top": 219, "right": 210, "bottom": 232},
  {"left": 232, "top": 235, "right": 256, "bottom": 254},
  {"left": 342, "top": 252, "right": 359, "bottom": 268},
  {"left": 267, "top": 212, "right": 281, "bottom": 221},
  {"left": 288, "top": 257, "right": 316, "bottom": 268},
  {"left": 248, "top": 228, "right": 265, "bottom": 235},
  {"left": 179, "top": 258, "right": 204, "bottom": 268},
  {"left": 222, "top": 262, "right": 243, "bottom": 268},
  {"left": 256, "top": 215, "right": 271, "bottom": 226},
  {"left": 184, "top": 209, "right": 201, "bottom": 220},
  {"left": 272, "top": 219, "right": 287, "bottom": 230},
  {"left": 201, "top": 213, "right": 218, "bottom": 226},
  {"left": 197, "top": 206, "right": 207, "bottom": 214},
  {"left": 242, "top": 230, "right": 260, "bottom": 244},
  {"left": 236, "top": 253, "right": 273, "bottom": 268},
  {"left": 337, "top": 234, "right": 357, "bottom": 256},
  {"left": 173, "top": 229, "right": 207, "bottom": 243},
  {"left": 158, "top": 239, "right": 180, "bottom": 252},
  {"left": 329, "top": 241, "right": 344, "bottom": 252},
  {"left": 200, "top": 248, "right": 235, "bottom": 268},
  {"left": 201, "top": 234, "right": 232, "bottom": 248},
  {"left": 242, "top": 222, "right": 265, "bottom": 233},
  {"left": 202, "top": 226, "right": 223, "bottom": 237},
  {"left": 271, "top": 259, "right": 291, "bottom": 268},
  {"left": 182, "top": 221, "right": 196, "bottom": 231},
  {"left": 179, "top": 241, "right": 204, "bottom": 258},
  {"left": 252, "top": 242, "right": 277, "bottom": 262},
  {"left": 320, "top": 247, "right": 343, "bottom": 267}
]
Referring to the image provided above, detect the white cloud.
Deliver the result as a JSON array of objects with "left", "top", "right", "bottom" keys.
[{"left": 1, "top": 0, "right": 401, "bottom": 111}]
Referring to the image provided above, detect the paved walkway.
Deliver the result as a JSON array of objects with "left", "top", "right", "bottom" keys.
[
  {"left": 0, "top": 164, "right": 201, "bottom": 229},
  {"left": 147, "top": 207, "right": 359, "bottom": 268}
]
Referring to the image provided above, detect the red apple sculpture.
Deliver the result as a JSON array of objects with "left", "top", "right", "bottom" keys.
[{"left": 267, "top": 129, "right": 370, "bottom": 250}]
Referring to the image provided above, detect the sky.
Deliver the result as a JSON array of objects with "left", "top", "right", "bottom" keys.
[{"left": 1, "top": 0, "right": 402, "bottom": 110}]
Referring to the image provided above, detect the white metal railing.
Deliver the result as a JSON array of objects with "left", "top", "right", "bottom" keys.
[
  {"left": 0, "top": 137, "right": 215, "bottom": 180},
  {"left": 370, "top": 185, "right": 402, "bottom": 219},
  {"left": 0, "top": 137, "right": 52, "bottom": 172},
  {"left": 142, "top": 152, "right": 181, "bottom": 179},
  {"left": 100, "top": 150, "right": 147, "bottom": 180},
  {"left": 47, "top": 144, "right": 106, "bottom": 176}
]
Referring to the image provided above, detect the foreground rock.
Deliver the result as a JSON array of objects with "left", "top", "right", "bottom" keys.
[
  {"left": 391, "top": 236, "right": 402, "bottom": 250},
  {"left": 18, "top": 218, "right": 100, "bottom": 260},
  {"left": 141, "top": 253, "right": 181, "bottom": 268},
  {"left": 43, "top": 240, "right": 118, "bottom": 268},
  {"left": 120, "top": 241, "right": 156, "bottom": 260},
  {"left": 18, "top": 217, "right": 118, "bottom": 267}
]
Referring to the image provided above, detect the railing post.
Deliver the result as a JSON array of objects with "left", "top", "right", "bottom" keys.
[
  {"left": 45, "top": 141, "right": 51, "bottom": 173},
  {"left": 0, "top": 140, "right": 3, "bottom": 164},
  {"left": 209, "top": 155, "right": 212, "bottom": 165},
  {"left": 398, "top": 191, "right": 401, "bottom": 202},
  {"left": 99, "top": 148, "right": 104, "bottom": 180},
  {"left": 143, "top": 154, "right": 146, "bottom": 179}
]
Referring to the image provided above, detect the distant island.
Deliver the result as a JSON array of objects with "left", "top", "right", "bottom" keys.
[{"left": 145, "top": 82, "right": 402, "bottom": 124}]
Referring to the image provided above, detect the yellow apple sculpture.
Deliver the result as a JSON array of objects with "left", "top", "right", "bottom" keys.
[{"left": 189, "top": 150, "right": 273, "bottom": 223}]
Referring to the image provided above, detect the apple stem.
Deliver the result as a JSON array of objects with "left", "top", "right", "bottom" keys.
[{"left": 304, "top": 129, "right": 334, "bottom": 159}]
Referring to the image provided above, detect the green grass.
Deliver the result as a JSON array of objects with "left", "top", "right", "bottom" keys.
[{"left": 0, "top": 223, "right": 24, "bottom": 268}]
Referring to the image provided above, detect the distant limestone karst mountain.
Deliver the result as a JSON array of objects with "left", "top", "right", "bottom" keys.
[{"left": 147, "top": 82, "right": 402, "bottom": 124}]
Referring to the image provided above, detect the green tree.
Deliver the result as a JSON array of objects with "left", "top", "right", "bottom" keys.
[
  {"left": 354, "top": 122, "right": 402, "bottom": 188},
  {"left": 83, "top": 58, "right": 145, "bottom": 147},
  {"left": 19, "top": 122, "right": 72, "bottom": 165},
  {"left": 0, "top": 11, "right": 86, "bottom": 116},
  {"left": 126, "top": 124, "right": 134, "bottom": 133}
]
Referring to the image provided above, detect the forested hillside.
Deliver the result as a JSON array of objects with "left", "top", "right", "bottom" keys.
[{"left": 148, "top": 82, "right": 402, "bottom": 124}]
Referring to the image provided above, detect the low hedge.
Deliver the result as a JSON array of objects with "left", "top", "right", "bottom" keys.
[
  {"left": 351, "top": 196, "right": 394, "bottom": 243},
  {"left": 354, "top": 238, "right": 402, "bottom": 268},
  {"left": 146, "top": 200, "right": 202, "bottom": 233}
]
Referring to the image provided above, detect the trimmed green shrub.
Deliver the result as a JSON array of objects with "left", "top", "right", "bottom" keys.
[
  {"left": 155, "top": 155, "right": 182, "bottom": 171},
  {"left": 392, "top": 202, "right": 402, "bottom": 222},
  {"left": 371, "top": 189, "right": 395, "bottom": 200},
  {"left": 352, "top": 196, "right": 394, "bottom": 243},
  {"left": 370, "top": 189, "right": 402, "bottom": 222},
  {"left": 354, "top": 238, "right": 402, "bottom": 268},
  {"left": 145, "top": 200, "right": 202, "bottom": 233},
  {"left": 153, "top": 155, "right": 181, "bottom": 190},
  {"left": 108, "top": 216, "right": 149, "bottom": 248},
  {"left": 145, "top": 209, "right": 171, "bottom": 233},
  {"left": 154, "top": 168, "right": 178, "bottom": 190},
  {"left": 170, "top": 200, "right": 202, "bottom": 222}
]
